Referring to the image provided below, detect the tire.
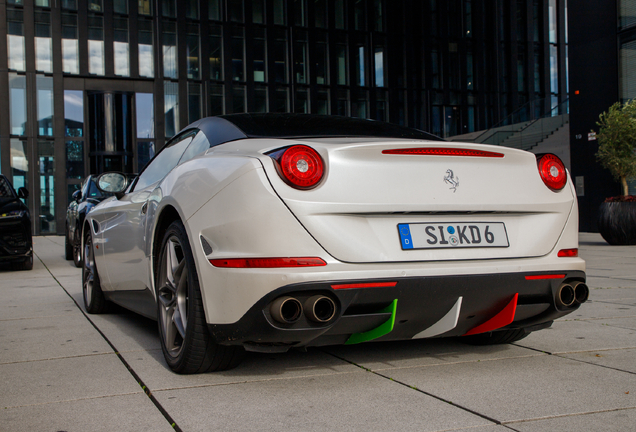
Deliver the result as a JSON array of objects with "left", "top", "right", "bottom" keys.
[
  {"left": 14, "top": 253, "right": 33, "bottom": 271},
  {"left": 73, "top": 228, "right": 83, "bottom": 268},
  {"left": 462, "top": 328, "right": 529, "bottom": 345},
  {"left": 65, "top": 226, "right": 73, "bottom": 260},
  {"left": 82, "top": 229, "right": 108, "bottom": 314},
  {"left": 156, "top": 220, "right": 244, "bottom": 374}
]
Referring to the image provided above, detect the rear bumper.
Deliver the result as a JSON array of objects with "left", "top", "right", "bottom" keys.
[
  {"left": 0, "top": 217, "right": 32, "bottom": 260},
  {"left": 209, "top": 270, "right": 586, "bottom": 351}
]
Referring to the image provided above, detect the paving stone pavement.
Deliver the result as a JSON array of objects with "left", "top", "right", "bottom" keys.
[{"left": 0, "top": 233, "right": 634, "bottom": 431}]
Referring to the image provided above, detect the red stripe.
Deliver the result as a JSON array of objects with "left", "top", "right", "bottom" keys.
[
  {"left": 210, "top": 257, "right": 327, "bottom": 268},
  {"left": 525, "top": 274, "right": 566, "bottom": 280},
  {"left": 382, "top": 148, "right": 504, "bottom": 158},
  {"left": 464, "top": 293, "right": 518, "bottom": 336},
  {"left": 331, "top": 282, "right": 398, "bottom": 290}
]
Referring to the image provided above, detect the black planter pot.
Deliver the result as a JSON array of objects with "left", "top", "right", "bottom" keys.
[{"left": 598, "top": 201, "right": 636, "bottom": 245}]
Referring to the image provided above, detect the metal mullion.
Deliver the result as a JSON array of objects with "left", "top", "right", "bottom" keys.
[
  {"left": 77, "top": 0, "right": 89, "bottom": 75},
  {"left": 200, "top": 0, "right": 210, "bottom": 115},
  {"left": 129, "top": 1, "right": 139, "bottom": 79},
  {"left": 245, "top": 0, "right": 255, "bottom": 111},
  {"left": 177, "top": 11, "right": 188, "bottom": 128},
  {"left": 0, "top": 2, "right": 10, "bottom": 175},
  {"left": 103, "top": 0, "right": 114, "bottom": 76}
]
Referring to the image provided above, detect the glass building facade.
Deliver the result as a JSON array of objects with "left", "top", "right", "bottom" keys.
[{"left": 0, "top": 0, "right": 569, "bottom": 235}]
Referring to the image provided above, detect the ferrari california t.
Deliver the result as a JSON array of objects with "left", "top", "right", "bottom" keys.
[{"left": 82, "top": 114, "right": 587, "bottom": 374}]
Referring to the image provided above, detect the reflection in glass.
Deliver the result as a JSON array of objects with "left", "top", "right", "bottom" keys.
[
  {"left": 354, "top": 0, "right": 365, "bottom": 30},
  {"left": 163, "top": 22, "right": 178, "bottom": 79},
  {"left": 356, "top": 46, "right": 366, "bottom": 86},
  {"left": 294, "top": 31, "right": 308, "bottom": 84},
  {"left": 88, "top": 0, "right": 102, "bottom": 12},
  {"left": 136, "top": 93, "right": 154, "bottom": 138},
  {"left": 295, "top": 89, "right": 309, "bottom": 113},
  {"left": 335, "top": 0, "right": 345, "bottom": 29},
  {"left": 186, "top": 0, "right": 199, "bottom": 19},
  {"left": 374, "top": 0, "right": 384, "bottom": 31},
  {"left": 66, "top": 141, "right": 84, "bottom": 179},
  {"left": 62, "top": 13, "right": 79, "bottom": 74},
  {"left": 254, "top": 28, "right": 266, "bottom": 82},
  {"left": 137, "top": 141, "right": 155, "bottom": 172},
  {"left": 164, "top": 81, "right": 179, "bottom": 138},
  {"left": 139, "top": 20, "right": 154, "bottom": 77},
  {"left": 39, "top": 141, "right": 56, "bottom": 234},
  {"left": 62, "top": 0, "right": 78, "bottom": 8},
  {"left": 11, "top": 139, "right": 28, "bottom": 192},
  {"left": 209, "top": 84, "right": 224, "bottom": 115},
  {"left": 232, "top": 27, "right": 245, "bottom": 81},
  {"left": 550, "top": 45, "right": 558, "bottom": 94},
  {"left": 316, "top": 89, "right": 329, "bottom": 115},
  {"left": 210, "top": 25, "right": 223, "bottom": 80},
  {"left": 7, "top": 9, "right": 26, "bottom": 71},
  {"left": 188, "top": 83, "right": 202, "bottom": 123},
  {"left": 274, "top": 87, "right": 289, "bottom": 112},
  {"left": 88, "top": 16, "right": 105, "bottom": 75},
  {"left": 233, "top": 86, "right": 246, "bottom": 113},
  {"left": 375, "top": 90, "right": 386, "bottom": 121},
  {"left": 352, "top": 91, "right": 367, "bottom": 118},
  {"left": 114, "top": 0, "right": 128, "bottom": 14},
  {"left": 9, "top": 74, "right": 27, "bottom": 136},
  {"left": 37, "top": 76, "right": 54, "bottom": 136},
  {"left": 187, "top": 25, "right": 200, "bottom": 79},
  {"left": 35, "top": 12, "right": 53, "bottom": 73},
  {"left": 114, "top": 18, "right": 130, "bottom": 77},
  {"left": 65, "top": 90, "right": 84, "bottom": 137}
]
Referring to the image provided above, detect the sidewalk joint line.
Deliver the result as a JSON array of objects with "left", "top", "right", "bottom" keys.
[{"left": 34, "top": 251, "right": 183, "bottom": 432}]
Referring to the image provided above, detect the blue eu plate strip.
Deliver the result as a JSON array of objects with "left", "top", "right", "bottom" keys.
[{"left": 398, "top": 224, "right": 413, "bottom": 250}]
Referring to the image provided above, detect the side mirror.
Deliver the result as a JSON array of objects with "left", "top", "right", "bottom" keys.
[
  {"left": 17, "top": 187, "right": 29, "bottom": 200},
  {"left": 96, "top": 172, "right": 129, "bottom": 199},
  {"left": 72, "top": 190, "right": 82, "bottom": 202}
]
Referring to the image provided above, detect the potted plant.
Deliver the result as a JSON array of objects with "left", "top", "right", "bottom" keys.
[{"left": 596, "top": 100, "right": 636, "bottom": 245}]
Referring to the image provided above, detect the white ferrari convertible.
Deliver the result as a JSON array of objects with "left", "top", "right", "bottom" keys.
[{"left": 82, "top": 114, "right": 587, "bottom": 374}]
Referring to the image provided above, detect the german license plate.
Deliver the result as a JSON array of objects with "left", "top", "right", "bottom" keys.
[{"left": 398, "top": 223, "right": 509, "bottom": 250}]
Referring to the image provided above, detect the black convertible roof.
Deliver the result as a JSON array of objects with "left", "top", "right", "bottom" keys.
[{"left": 187, "top": 113, "right": 443, "bottom": 147}]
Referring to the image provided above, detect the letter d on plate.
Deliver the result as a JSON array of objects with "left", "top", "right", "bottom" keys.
[{"left": 398, "top": 224, "right": 414, "bottom": 250}]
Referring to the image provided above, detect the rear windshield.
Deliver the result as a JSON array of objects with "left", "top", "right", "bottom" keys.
[{"left": 220, "top": 113, "right": 444, "bottom": 141}]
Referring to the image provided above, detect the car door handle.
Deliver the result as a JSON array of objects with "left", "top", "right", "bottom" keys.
[{"left": 141, "top": 202, "right": 148, "bottom": 215}]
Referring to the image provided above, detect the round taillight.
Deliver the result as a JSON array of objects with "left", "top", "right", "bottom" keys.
[
  {"left": 537, "top": 154, "right": 567, "bottom": 191},
  {"left": 279, "top": 145, "right": 324, "bottom": 189}
]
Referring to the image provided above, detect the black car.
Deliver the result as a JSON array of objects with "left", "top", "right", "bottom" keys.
[
  {"left": 0, "top": 174, "right": 33, "bottom": 270},
  {"left": 65, "top": 175, "right": 115, "bottom": 267}
]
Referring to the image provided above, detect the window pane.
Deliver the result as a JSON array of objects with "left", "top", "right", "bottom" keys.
[
  {"left": 354, "top": 0, "right": 365, "bottom": 30},
  {"left": 356, "top": 45, "right": 366, "bottom": 86},
  {"left": 232, "top": 86, "right": 246, "bottom": 113},
  {"left": 253, "top": 0, "right": 264, "bottom": 23},
  {"left": 186, "top": 0, "right": 198, "bottom": 19},
  {"left": 39, "top": 141, "right": 56, "bottom": 234},
  {"left": 374, "top": 0, "right": 384, "bottom": 31},
  {"left": 228, "top": 0, "right": 244, "bottom": 22},
  {"left": 209, "top": 84, "right": 224, "bottom": 115},
  {"left": 336, "top": 43, "right": 348, "bottom": 85},
  {"left": 114, "top": 0, "right": 128, "bottom": 14},
  {"left": 89, "top": 0, "right": 102, "bottom": 12},
  {"left": 209, "top": 25, "right": 223, "bottom": 80},
  {"left": 294, "top": 0, "right": 306, "bottom": 26},
  {"left": 254, "top": 87, "right": 267, "bottom": 112},
  {"left": 138, "top": 0, "right": 152, "bottom": 15},
  {"left": 88, "top": 16, "right": 105, "bottom": 75},
  {"left": 114, "top": 18, "right": 130, "bottom": 77},
  {"left": 62, "top": 13, "right": 79, "bottom": 74},
  {"left": 374, "top": 47, "right": 384, "bottom": 87},
  {"left": 335, "top": 0, "right": 346, "bottom": 29},
  {"left": 163, "top": 22, "right": 178, "bottom": 78},
  {"left": 295, "top": 88, "right": 309, "bottom": 113},
  {"left": 273, "top": 29, "right": 287, "bottom": 83},
  {"left": 274, "top": 87, "right": 289, "bottom": 112},
  {"left": 7, "top": 10, "right": 25, "bottom": 71},
  {"left": 64, "top": 90, "right": 84, "bottom": 137},
  {"left": 66, "top": 141, "right": 84, "bottom": 179},
  {"left": 314, "top": 0, "right": 327, "bottom": 28},
  {"left": 294, "top": 31, "right": 308, "bottom": 83},
  {"left": 316, "top": 89, "right": 329, "bottom": 114},
  {"left": 138, "top": 19, "right": 154, "bottom": 77},
  {"left": 254, "top": 27, "right": 266, "bottom": 82},
  {"left": 188, "top": 83, "right": 202, "bottom": 123},
  {"left": 164, "top": 81, "right": 179, "bottom": 138},
  {"left": 35, "top": 12, "right": 52, "bottom": 73},
  {"left": 9, "top": 73, "right": 27, "bottom": 136},
  {"left": 232, "top": 27, "right": 245, "bottom": 81},
  {"left": 162, "top": 0, "right": 176, "bottom": 17},
  {"left": 273, "top": 0, "right": 286, "bottom": 25},
  {"left": 11, "top": 139, "right": 28, "bottom": 192},
  {"left": 62, "top": 0, "right": 78, "bottom": 9},
  {"left": 187, "top": 25, "right": 200, "bottom": 79},
  {"left": 209, "top": 0, "right": 221, "bottom": 20},
  {"left": 136, "top": 93, "right": 154, "bottom": 138},
  {"left": 550, "top": 44, "right": 558, "bottom": 94},
  {"left": 315, "top": 36, "right": 328, "bottom": 85}
]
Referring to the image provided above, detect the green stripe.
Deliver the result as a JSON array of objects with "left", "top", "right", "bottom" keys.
[{"left": 345, "top": 299, "right": 398, "bottom": 345}]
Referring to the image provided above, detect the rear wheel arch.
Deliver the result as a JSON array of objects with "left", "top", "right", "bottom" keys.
[{"left": 152, "top": 205, "right": 184, "bottom": 285}]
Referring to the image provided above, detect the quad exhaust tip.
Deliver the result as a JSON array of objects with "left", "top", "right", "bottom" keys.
[
  {"left": 556, "top": 281, "right": 589, "bottom": 309},
  {"left": 304, "top": 295, "right": 336, "bottom": 323},
  {"left": 270, "top": 296, "right": 303, "bottom": 324}
]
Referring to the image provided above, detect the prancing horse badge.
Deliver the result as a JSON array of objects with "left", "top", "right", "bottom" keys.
[{"left": 444, "top": 169, "right": 459, "bottom": 192}]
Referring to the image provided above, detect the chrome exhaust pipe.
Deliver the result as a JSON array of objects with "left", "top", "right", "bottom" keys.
[
  {"left": 556, "top": 283, "right": 576, "bottom": 308},
  {"left": 304, "top": 295, "right": 336, "bottom": 323},
  {"left": 270, "top": 296, "right": 303, "bottom": 324},
  {"left": 572, "top": 281, "right": 590, "bottom": 304}
]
